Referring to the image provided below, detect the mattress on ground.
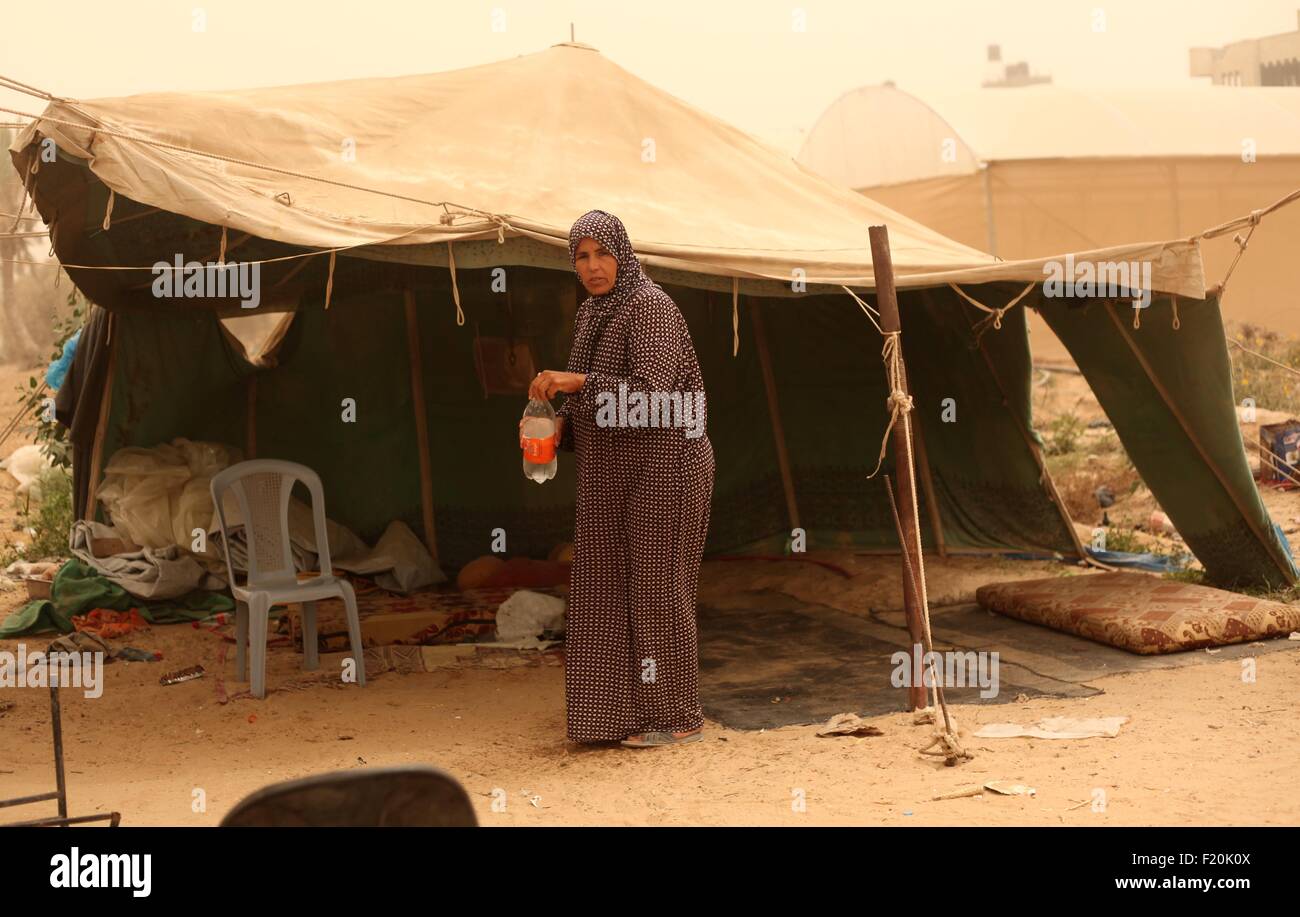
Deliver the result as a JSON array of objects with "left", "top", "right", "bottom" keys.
[{"left": 975, "top": 572, "right": 1300, "bottom": 655}]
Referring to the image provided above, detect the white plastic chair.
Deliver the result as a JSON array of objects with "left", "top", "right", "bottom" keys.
[{"left": 209, "top": 460, "right": 365, "bottom": 699}]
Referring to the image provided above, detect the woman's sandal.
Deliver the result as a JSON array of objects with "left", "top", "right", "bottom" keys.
[{"left": 620, "top": 729, "right": 703, "bottom": 748}]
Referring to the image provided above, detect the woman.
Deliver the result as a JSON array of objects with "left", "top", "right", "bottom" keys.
[{"left": 527, "top": 209, "right": 715, "bottom": 749}]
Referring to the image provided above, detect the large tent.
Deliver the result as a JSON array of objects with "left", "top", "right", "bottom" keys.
[
  {"left": 8, "top": 43, "right": 1295, "bottom": 587},
  {"left": 796, "top": 84, "right": 1300, "bottom": 361}
]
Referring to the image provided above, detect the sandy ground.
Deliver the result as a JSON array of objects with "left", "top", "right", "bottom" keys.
[
  {"left": 2, "top": 358, "right": 1300, "bottom": 827},
  {"left": 1, "top": 610, "right": 1296, "bottom": 827}
]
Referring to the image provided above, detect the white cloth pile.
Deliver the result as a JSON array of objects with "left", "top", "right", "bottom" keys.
[{"left": 96, "top": 438, "right": 445, "bottom": 594}]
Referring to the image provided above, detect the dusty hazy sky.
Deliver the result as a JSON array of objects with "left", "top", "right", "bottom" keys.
[{"left": 3, "top": 1, "right": 1298, "bottom": 151}]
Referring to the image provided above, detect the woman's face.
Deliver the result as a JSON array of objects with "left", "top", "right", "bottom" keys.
[{"left": 574, "top": 236, "right": 618, "bottom": 296}]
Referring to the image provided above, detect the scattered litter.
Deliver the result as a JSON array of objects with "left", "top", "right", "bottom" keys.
[
  {"left": 159, "top": 665, "right": 205, "bottom": 686},
  {"left": 1205, "top": 648, "right": 1222, "bottom": 655},
  {"left": 816, "top": 713, "right": 884, "bottom": 738},
  {"left": 1, "top": 444, "right": 54, "bottom": 498},
  {"left": 4, "top": 559, "right": 60, "bottom": 579},
  {"left": 47, "top": 631, "right": 110, "bottom": 657},
  {"left": 983, "top": 781, "right": 1036, "bottom": 797},
  {"left": 247, "top": 714, "right": 257, "bottom": 724},
  {"left": 974, "top": 716, "right": 1129, "bottom": 740},
  {"left": 932, "top": 785, "right": 984, "bottom": 801},
  {"left": 22, "top": 576, "right": 53, "bottom": 600},
  {"left": 114, "top": 646, "right": 161, "bottom": 663},
  {"left": 495, "top": 589, "right": 566, "bottom": 642},
  {"left": 72, "top": 608, "right": 150, "bottom": 639},
  {"left": 1148, "top": 510, "right": 1176, "bottom": 536},
  {"left": 1290, "top": 632, "right": 1300, "bottom": 641}
]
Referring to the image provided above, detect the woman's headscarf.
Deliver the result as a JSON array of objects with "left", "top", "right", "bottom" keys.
[
  {"left": 561, "top": 209, "right": 666, "bottom": 388},
  {"left": 567, "top": 210, "right": 655, "bottom": 311}
]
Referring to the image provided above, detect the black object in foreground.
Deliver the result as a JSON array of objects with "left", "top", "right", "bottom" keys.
[{"left": 219, "top": 765, "right": 478, "bottom": 827}]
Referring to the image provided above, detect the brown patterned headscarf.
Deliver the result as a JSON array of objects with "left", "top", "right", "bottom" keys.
[{"left": 567, "top": 209, "right": 655, "bottom": 311}]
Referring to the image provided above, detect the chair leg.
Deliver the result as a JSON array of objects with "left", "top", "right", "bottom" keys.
[
  {"left": 235, "top": 600, "right": 249, "bottom": 681},
  {"left": 302, "top": 600, "right": 319, "bottom": 671},
  {"left": 339, "top": 581, "right": 365, "bottom": 687},
  {"left": 248, "top": 593, "right": 271, "bottom": 699}
]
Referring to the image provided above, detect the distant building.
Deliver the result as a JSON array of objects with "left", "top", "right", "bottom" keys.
[
  {"left": 981, "top": 44, "right": 1051, "bottom": 88},
  {"left": 1190, "top": 11, "right": 1300, "bottom": 85}
]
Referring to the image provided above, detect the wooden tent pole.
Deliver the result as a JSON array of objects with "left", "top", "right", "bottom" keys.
[
  {"left": 903, "top": 362, "right": 947, "bottom": 558},
  {"left": 868, "top": 224, "right": 928, "bottom": 712},
  {"left": 84, "top": 310, "right": 118, "bottom": 522},
  {"left": 404, "top": 289, "right": 438, "bottom": 561},
  {"left": 245, "top": 375, "right": 257, "bottom": 459},
  {"left": 749, "top": 300, "right": 801, "bottom": 532}
]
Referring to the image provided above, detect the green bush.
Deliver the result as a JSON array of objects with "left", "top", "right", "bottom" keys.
[
  {"left": 1045, "top": 412, "right": 1085, "bottom": 455},
  {"left": 1100, "top": 526, "right": 1146, "bottom": 554},
  {"left": 8, "top": 289, "right": 85, "bottom": 472},
  {"left": 1228, "top": 322, "right": 1300, "bottom": 418},
  {"left": 1, "top": 466, "right": 73, "bottom": 567}
]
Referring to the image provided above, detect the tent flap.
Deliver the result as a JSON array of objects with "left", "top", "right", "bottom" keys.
[{"left": 1037, "top": 291, "right": 1296, "bottom": 588}]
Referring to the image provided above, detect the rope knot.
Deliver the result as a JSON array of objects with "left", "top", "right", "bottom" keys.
[{"left": 887, "top": 389, "right": 913, "bottom": 414}]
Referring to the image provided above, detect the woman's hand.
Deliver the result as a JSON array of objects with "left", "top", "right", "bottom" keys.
[{"left": 529, "top": 370, "right": 586, "bottom": 402}]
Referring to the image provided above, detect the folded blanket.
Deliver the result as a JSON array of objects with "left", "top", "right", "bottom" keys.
[
  {"left": 70, "top": 519, "right": 225, "bottom": 600},
  {"left": 212, "top": 511, "right": 444, "bottom": 595}
]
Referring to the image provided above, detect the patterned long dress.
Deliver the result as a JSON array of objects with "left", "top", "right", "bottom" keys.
[{"left": 556, "top": 213, "right": 715, "bottom": 743}]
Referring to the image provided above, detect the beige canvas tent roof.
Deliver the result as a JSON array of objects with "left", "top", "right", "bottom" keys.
[
  {"left": 7, "top": 42, "right": 1296, "bottom": 589},
  {"left": 11, "top": 42, "right": 1205, "bottom": 297}
]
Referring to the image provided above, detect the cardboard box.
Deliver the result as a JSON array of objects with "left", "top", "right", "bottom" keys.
[{"left": 1261, "top": 420, "right": 1300, "bottom": 483}]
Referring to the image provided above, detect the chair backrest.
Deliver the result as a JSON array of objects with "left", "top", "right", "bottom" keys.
[
  {"left": 209, "top": 459, "right": 333, "bottom": 591},
  {"left": 218, "top": 766, "right": 479, "bottom": 827}
]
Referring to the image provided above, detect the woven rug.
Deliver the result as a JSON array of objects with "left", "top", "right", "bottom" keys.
[{"left": 976, "top": 573, "right": 1300, "bottom": 655}]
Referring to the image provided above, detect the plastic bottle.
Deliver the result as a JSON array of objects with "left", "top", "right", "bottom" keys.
[{"left": 521, "top": 398, "right": 558, "bottom": 483}]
